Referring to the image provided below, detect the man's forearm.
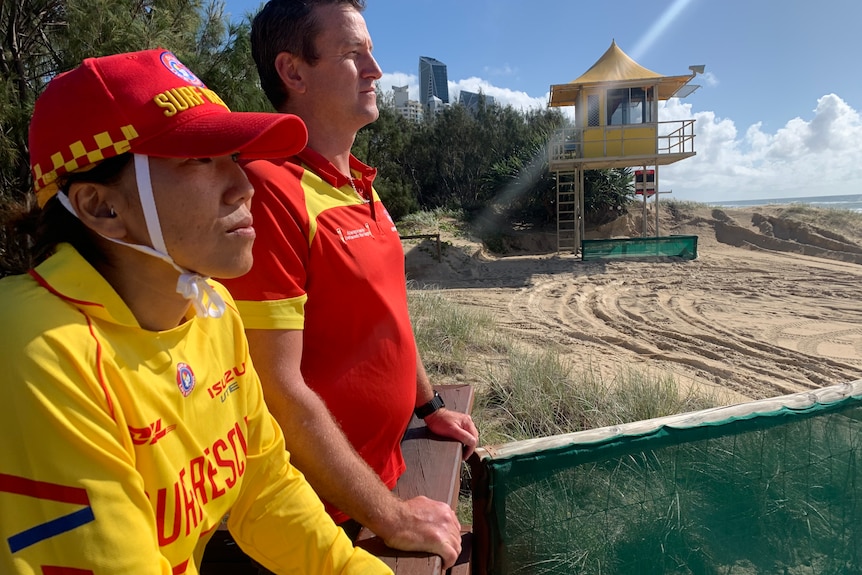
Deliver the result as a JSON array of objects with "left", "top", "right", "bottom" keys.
[
  {"left": 265, "top": 380, "right": 400, "bottom": 529},
  {"left": 414, "top": 349, "right": 436, "bottom": 406},
  {"left": 245, "top": 328, "right": 400, "bottom": 530}
]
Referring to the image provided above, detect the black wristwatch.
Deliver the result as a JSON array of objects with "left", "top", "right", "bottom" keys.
[{"left": 414, "top": 391, "right": 445, "bottom": 419}]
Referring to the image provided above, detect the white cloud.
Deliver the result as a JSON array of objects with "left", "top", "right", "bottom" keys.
[
  {"left": 379, "top": 72, "right": 546, "bottom": 111},
  {"left": 449, "top": 77, "right": 546, "bottom": 111},
  {"left": 378, "top": 73, "right": 862, "bottom": 204},
  {"left": 662, "top": 94, "right": 862, "bottom": 202},
  {"left": 379, "top": 72, "right": 417, "bottom": 99}
]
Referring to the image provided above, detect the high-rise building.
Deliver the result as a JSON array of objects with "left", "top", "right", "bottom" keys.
[
  {"left": 426, "top": 95, "right": 447, "bottom": 118},
  {"left": 393, "top": 85, "right": 410, "bottom": 108},
  {"left": 459, "top": 90, "right": 496, "bottom": 116},
  {"left": 419, "top": 56, "right": 449, "bottom": 109},
  {"left": 392, "top": 85, "right": 423, "bottom": 123}
]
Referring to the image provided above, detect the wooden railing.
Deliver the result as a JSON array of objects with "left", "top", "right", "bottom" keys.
[
  {"left": 356, "top": 384, "right": 474, "bottom": 575},
  {"left": 200, "top": 384, "right": 474, "bottom": 575},
  {"left": 400, "top": 233, "right": 442, "bottom": 262}
]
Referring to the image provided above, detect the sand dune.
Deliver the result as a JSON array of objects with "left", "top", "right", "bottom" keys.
[{"left": 403, "top": 203, "right": 862, "bottom": 403}]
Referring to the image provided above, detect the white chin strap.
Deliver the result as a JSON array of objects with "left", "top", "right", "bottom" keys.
[{"left": 58, "top": 154, "right": 225, "bottom": 319}]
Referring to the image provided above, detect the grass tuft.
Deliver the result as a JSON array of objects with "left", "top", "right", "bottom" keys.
[{"left": 398, "top": 208, "right": 465, "bottom": 236}]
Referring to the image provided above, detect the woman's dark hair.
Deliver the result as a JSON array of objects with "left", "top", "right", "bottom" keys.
[{"left": 1, "top": 153, "right": 132, "bottom": 276}]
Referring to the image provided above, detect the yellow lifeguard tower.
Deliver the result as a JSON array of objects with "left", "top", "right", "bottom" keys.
[{"left": 548, "top": 40, "right": 703, "bottom": 253}]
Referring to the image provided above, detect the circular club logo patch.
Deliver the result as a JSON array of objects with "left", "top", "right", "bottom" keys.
[
  {"left": 160, "top": 51, "right": 204, "bottom": 87},
  {"left": 176, "top": 362, "right": 196, "bottom": 397}
]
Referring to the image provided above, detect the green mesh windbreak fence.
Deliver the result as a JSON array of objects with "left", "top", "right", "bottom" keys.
[
  {"left": 471, "top": 381, "right": 862, "bottom": 575},
  {"left": 581, "top": 235, "right": 698, "bottom": 261}
]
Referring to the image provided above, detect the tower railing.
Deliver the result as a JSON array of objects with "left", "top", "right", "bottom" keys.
[{"left": 549, "top": 120, "right": 696, "bottom": 167}]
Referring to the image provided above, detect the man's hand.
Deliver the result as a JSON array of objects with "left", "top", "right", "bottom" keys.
[
  {"left": 377, "top": 496, "right": 463, "bottom": 569},
  {"left": 424, "top": 408, "right": 479, "bottom": 459}
]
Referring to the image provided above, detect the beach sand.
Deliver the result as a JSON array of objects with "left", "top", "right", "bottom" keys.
[{"left": 403, "top": 203, "right": 862, "bottom": 404}]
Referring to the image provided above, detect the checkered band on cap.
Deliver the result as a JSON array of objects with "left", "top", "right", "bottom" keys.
[
  {"left": 29, "top": 49, "right": 308, "bottom": 207},
  {"left": 32, "top": 125, "right": 139, "bottom": 204}
]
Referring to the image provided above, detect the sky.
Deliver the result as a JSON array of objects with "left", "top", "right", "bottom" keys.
[{"left": 223, "top": 0, "right": 862, "bottom": 204}]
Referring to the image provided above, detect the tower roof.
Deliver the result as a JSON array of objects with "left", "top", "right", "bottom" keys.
[{"left": 549, "top": 40, "right": 695, "bottom": 107}]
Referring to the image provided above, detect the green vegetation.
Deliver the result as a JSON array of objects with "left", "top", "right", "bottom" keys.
[
  {"left": 396, "top": 208, "right": 464, "bottom": 236},
  {"left": 664, "top": 199, "right": 705, "bottom": 213},
  {"left": 484, "top": 356, "right": 717, "bottom": 444},
  {"left": 356, "top": 101, "right": 634, "bottom": 226},
  {"left": 0, "top": 0, "right": 268, "bottom": 203},
  {"left": 408, "top": 282, "right": 720, "bottom": 526},
  {"left": 0, "top": 1, "right": 634, "bottom": 277},
  {"left": 0, "top": 0, "right": 272, "bottom": 276},
  {"left": 409, "top": 283, "right": 503, "bottom": 377}
]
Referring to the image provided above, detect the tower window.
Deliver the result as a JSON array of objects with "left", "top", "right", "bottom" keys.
[{"left": 607, "top": 88, "right": 651, "bottom": 125}]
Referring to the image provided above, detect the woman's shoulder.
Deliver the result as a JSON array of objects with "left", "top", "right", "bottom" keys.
[
  {"left": 0, "top": 273, "right": 100, "bottom": 391},
  {"left": 0, "top": 271, "right": 87, "bottom": 333}
]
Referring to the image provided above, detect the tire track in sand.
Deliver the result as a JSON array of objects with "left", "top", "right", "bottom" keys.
[{"left": 437, "top": 249, "right": 862, "bottom": 401}]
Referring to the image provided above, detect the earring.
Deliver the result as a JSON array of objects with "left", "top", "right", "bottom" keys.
[{"left": 109, "top": 207, "right": 116, "bottom": 218}]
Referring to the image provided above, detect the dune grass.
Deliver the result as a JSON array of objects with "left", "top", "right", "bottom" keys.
[
  {"left": 667, "top": 199, "right": 862, "bottom": 244},
  {"left": 777, "top": 203, "right": 862, "bottom": 239},
  {"left": 408, "top": 282, "right": 506, "bottom": 376},
  {"left": 403, "top": 205, "right": 862, "bottom": 566},
  {"left": 664, "top": 199, "right": 705, "bottom": 212},
  {"left": 408, "top": 285, "right": 720, "bottom": 524},
  {"left": 397, "top": 207, "right": 464, "bottom": 236},
  {"left": 407, "top": 286, "right": 719, "bottom": 445},
  {"left": 481, "top": 352, "right": 718, "bottom": 444}
]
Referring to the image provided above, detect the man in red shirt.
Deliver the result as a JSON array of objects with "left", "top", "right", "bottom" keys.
[{"left": 219, "top": 0, "right": 479, "bottom": 569}]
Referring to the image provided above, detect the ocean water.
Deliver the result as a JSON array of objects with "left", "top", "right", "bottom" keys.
[{"left": 709, "top": 193, "right": 862, "bottom": 213}]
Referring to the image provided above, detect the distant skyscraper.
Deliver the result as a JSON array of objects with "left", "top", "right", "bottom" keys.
[
  {"left": 459, "top": 90, "right": 496, "bottom": 115},
  {"left": 419, "top": 56, "right": 449, "bottom": 108}
]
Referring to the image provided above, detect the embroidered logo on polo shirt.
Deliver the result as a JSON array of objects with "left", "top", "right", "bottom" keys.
[
  {"left": 336, "top": 224, "right": 374, "bottom": 243},
  {"left": 176, "top": 362, "right": 196, "bottom": 397}
]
